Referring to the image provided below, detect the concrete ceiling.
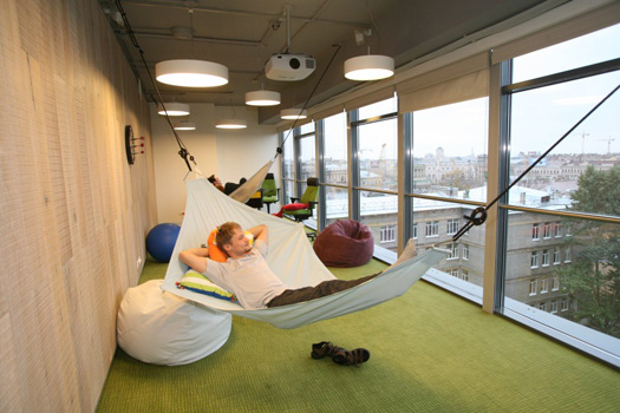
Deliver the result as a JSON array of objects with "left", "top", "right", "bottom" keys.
[{"left": 100, "top": 0, "right": 563, "bottom": 123}]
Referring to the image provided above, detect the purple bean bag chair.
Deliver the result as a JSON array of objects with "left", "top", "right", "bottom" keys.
[{"left": 313, "top": 220, "right": 374, "bottom": 268}]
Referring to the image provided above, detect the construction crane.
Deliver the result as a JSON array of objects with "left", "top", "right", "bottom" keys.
[
  {"left": 581, "top": 131, "right": 589, "bottom": 155},
  {"left": 596, "top": 136, "right": 615, "bottom": 154}
]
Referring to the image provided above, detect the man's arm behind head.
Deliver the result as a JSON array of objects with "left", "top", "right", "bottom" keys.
[
  {"left": 179, "top": 247, "right": 209, "bottom": 273},
  {"left": 248, "top": 224, "right": 268, "bottom": 245}
]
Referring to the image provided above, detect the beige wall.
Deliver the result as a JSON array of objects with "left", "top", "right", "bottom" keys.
[
  {"left": 151, "top": 104, "right": 281, "bottom": 224},
  {"left": 0, "top": 0, "right": 156, "bottom": 411}
]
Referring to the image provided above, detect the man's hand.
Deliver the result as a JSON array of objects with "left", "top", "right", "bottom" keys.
[
  {"left": 248, "top": 224, "right": 268, "bottom": 245},
  {"left": 179, "top": 247, "right": 209, "bottom": 273}
]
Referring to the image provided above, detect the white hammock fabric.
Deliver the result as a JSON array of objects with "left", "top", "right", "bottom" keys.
[
  {"left": 162, "top": 177, "right": 449, "bottom": 329},
  {"left": 230, "top": 160, "right": 274, "bottom": 203}
]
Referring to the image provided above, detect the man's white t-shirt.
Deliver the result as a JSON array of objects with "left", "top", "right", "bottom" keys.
[{"left": 204, "top": 240, "right": 288, "bottom": 309}]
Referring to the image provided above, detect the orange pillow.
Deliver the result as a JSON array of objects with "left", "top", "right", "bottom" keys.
[
  {"left": 207, "top": 228, "right": 255, "bottom": 262},
  {"left": 207, "top": 229, "right": 228, "bottom": 262}
]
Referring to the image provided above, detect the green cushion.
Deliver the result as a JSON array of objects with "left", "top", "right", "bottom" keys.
[
  {"left": 263, "top": 195, "right": 278, "bottom": 203},
  {"left": 176, "top": 270, "right": 236, "bottom": 301},
  {"left": 285, "top": 209, "right": 310, "bottom": 216}
]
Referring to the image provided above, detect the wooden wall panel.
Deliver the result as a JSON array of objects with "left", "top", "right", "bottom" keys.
[{"left": 0, "top": 0, "right": 156, "bottom": 411}]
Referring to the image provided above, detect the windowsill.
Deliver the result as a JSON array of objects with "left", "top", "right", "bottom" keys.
[
  {"left": 501, "top": 298, "right": 620, "bottom": 367},
  {"left": 422, "top": 268, "right": 483, "bottom": 306},
  {"left": 373, "top": 244, "right": 397, "bottom": 262}
]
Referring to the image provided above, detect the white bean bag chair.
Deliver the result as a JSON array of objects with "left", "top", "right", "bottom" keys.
[{"left": 117, "top": 279, "right": 232, "bottom": 366}]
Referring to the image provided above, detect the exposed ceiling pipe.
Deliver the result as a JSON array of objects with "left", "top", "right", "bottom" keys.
[
  {"left": 134, "top": 31, "right": 259, "bottom": 47},
  {"left": 120, "top": 0, "right": 370, "bottom": 28}
]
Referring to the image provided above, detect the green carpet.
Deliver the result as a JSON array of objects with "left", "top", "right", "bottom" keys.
[{"left": 97, "top": 256, "right": 619, "bottom": 412}]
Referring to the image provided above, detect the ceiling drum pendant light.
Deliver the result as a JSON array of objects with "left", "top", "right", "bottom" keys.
[
  {"left": 280, "top": 108, "right": 308, "bottom": 120},
  {"left": 156, "top": 59, "right": 228, "bottom": 87},
  {"left": 216, "top": 119, "right": 247, "bottom": 129},
  {"left": 157, "top": 102, "right": 190, "bottom": 116},
  {"left": 344, "top": 54, "right": 394, "bottom": 81},
  {"left": 174, "top": 121, "right": 196, "bottom": 131},
  {"left": 245, "top": 90, "right": 281, "bottom": 106}
]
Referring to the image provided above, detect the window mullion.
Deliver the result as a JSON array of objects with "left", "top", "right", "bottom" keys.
[
  {"left": 483, "top": 60, "right": 511, "bottom": 314},
  {"left": 317, "top": 120, "right": 326, "bottom": 231},
  {"left": 349, "top": 110, "right": 360, "bottom": 221}
]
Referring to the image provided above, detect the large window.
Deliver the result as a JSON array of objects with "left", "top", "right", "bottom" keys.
[
  {"left": 354, "top": 97, "right": 398, "bottom": 260},
  {"left": 501, "top": 24, "right": 620, "bottom": 355},
  {"left": 357, "top": 100, "right": 398, "bottom": 192},
  {"left": 407, "top": 97, "right": 489, "bottom": 297},
  {"left": 323, "top": 112, "right": 349, "bottom": 225},
  {"left": 411, "top": 98, "right": 488, "bottom": 201}
]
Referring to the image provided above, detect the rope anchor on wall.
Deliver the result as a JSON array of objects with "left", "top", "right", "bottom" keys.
[{"left": 125, "top": 125, "right": 145, "bottom": 165}]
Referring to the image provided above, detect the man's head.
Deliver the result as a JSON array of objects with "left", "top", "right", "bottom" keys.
[
  {"left": 216, "top": 222, "right": 251, "bottom": 258},
  {"left": 208, "top": 174, "right": 222, "bottom": 186}
]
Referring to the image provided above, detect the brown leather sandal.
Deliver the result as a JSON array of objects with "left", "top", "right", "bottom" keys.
[
  {"left": 332, "top": 348, "right": 370, "bottom": 367},
  {"left": 311, "top": 341, "right": 346, "bottom": 360}
]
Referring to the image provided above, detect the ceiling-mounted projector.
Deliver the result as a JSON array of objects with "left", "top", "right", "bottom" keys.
[{"left": 265, "top": 54, "right": 316, "bottom": 81}]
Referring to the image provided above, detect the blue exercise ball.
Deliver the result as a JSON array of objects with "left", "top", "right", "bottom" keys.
[{"left": 146, "top": 223, "right": 181, "bottom": 263}]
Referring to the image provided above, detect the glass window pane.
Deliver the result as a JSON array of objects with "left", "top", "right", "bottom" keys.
[
  {"left": 283, "top": 179, "right": 295, "bottom": 203},
  {"left": 300, "top": 122, "right": 315, "bottom": 134},
  {"left": 358, "top": 117, "right": 397, "bottom": 191},
  {"left": 357, "top": 96, "right": 397, "bottom": 120},
  {"left": 513, "top": 23, "right": 620, "bottom": 83},
  {"left": 359, "top": 192, "right": 397, "bottom": 260},
  {"left": 505, "top": 212, "right": 620, "bottom": 339},
  {"left": 324, "top": 112, "right": 348, "bottom": 185},
  {"left": 324, "top": 186, "right": 349, "bottom": 226},
  {"left": 411, "top": 98, "right": 489, "bottom": 201},
  {"left": 412, "top": 198, "right": 485, "bottom": 289},
  {"left": 299, "top": 135, "right": 316, "bottom": 183},
  {"left": 509, "top": 72, "right": 620, "bottom": 216}
]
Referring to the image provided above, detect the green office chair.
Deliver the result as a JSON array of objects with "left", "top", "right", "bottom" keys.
[
  {"left": 283, "top": 177, "right": 320, "bottom": 223},
  {"left": 261, "top": 173, "right": 280, "bottom": 213}
]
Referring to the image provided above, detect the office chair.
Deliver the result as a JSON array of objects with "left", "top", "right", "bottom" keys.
[
  {"left": 282, "top": 177, "right": 320, "bottom": 224},
  {"left": 261, "top": 173, "right": 280, "bottom": 213}
]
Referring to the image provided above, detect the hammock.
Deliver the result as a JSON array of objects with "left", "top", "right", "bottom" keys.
[
  {"left": 162, "top": 177, "right": 449, "bottom": 329},
  {"left": 229, "top": 160, "right": 274, "bottom": 204}
]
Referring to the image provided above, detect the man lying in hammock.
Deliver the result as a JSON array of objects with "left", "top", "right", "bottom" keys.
[{"left": 178, "top": 222, "right": 380, "bottom": 310}]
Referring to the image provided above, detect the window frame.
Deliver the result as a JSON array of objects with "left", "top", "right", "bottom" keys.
[
  {"left": 530, "top": 251, "right": 539, "bottom": 268},
  {"left": 425, "top": 221, "right": 439, "bottom": 238}
]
